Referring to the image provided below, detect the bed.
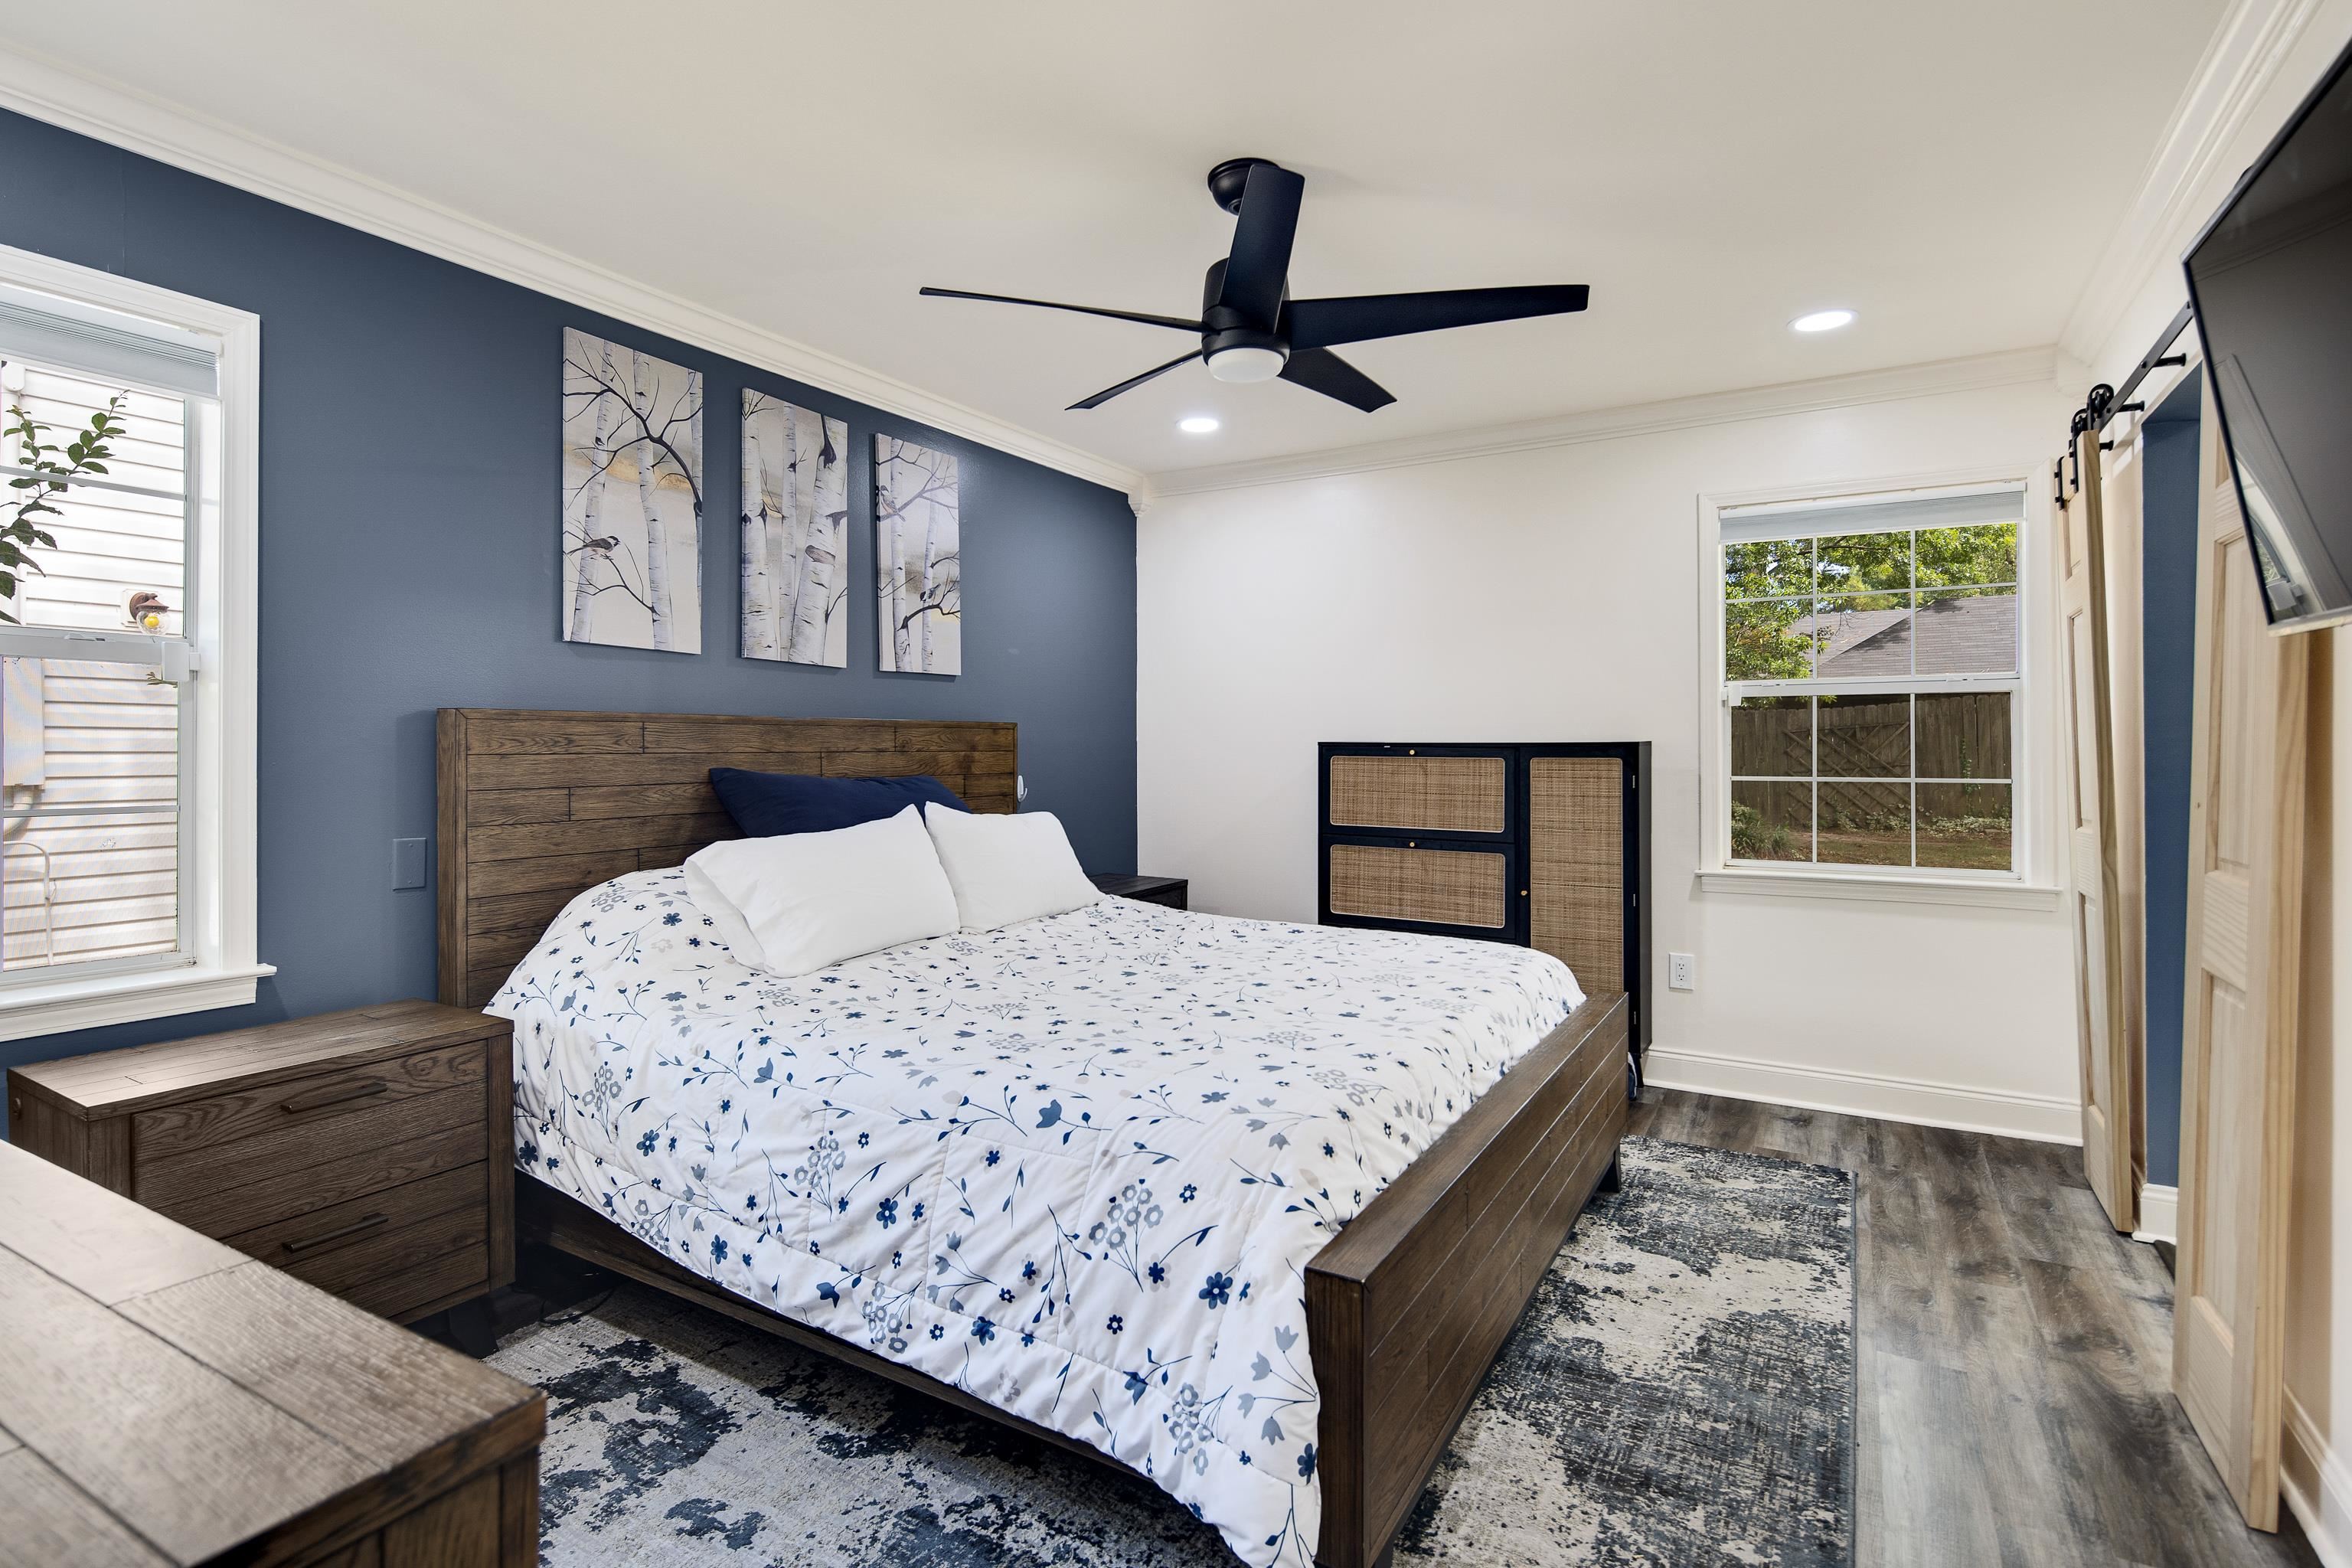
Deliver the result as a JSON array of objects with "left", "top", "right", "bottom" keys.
[{"left": 436, "top": 708, "right": 1629, "bottom": 1568}]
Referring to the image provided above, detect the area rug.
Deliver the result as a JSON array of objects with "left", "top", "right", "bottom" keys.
[{"left": 488, "top": 1135, "right": 1854, "bottom": 1567}]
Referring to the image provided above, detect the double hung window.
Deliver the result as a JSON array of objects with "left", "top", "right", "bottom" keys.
[{"left": 1719, "top": 485, "right": 2024, "bottom": 877}]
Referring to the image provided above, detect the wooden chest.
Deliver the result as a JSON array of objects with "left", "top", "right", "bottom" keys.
[
  {"left": 0, "top": 1138, "right": 542, "bottom": 1566},
  {"left": 5, "top": 999, "right": 514, "bottom": 1325}
]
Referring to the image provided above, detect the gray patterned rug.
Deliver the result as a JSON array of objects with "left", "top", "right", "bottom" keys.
[{"left": 489, "top": 1136, "right": 1854, "bottom": 1567}]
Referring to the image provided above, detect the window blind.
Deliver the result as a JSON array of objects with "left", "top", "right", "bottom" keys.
[
  {"left": 1721, "top": 484, "right": 2027, "bottom": 545},
  {"left": 0, "top": 284, "right": 216, "bottom": 400}
]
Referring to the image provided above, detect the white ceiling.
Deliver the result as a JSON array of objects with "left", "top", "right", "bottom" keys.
[{"left": 4, "top": 1, "right": 2226, "bottom": 479}]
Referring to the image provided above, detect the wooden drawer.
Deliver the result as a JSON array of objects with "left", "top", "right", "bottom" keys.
[
  {"left": 224, "top": 1161, "right": 486, "bottom": 1266},
  {"left": 259, "top": 1168, "right": 492, "bottom": 1320},
  {"left": 148, "top": 1118, "right": 489, "bottom": 1237},
  {"left": 134, "top": 1080, "right": 488, "bottom": 1220},
  {"left": 132, "top": 1036, "right": 489, "bottom": 1160}
]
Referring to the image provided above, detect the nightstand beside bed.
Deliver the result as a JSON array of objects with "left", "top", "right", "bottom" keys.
[
  {"left": 1086, "top": 872, "right": 1188, "bottom": 909},
  {"left": 5, "top": 998, "right": 515, "bottom": 1334}
]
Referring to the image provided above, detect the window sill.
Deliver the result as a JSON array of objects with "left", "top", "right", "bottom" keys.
[
  {"left": 1695, "top": 867, "right": 2063, "bottom": 910},
  {"left": 0, "top": 961, "right": 276, "bottom": 1043}
]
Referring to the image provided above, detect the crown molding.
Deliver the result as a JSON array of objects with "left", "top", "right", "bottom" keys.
[
  {"left": 0, "top": 47, "right": 1148, "bottom": 501},
  {"left": 2058, "top": 0, "right": 2329, "bottom": 370},
  {"left": 1147, "top": 345, "right": 2060, "bottom": 497}
]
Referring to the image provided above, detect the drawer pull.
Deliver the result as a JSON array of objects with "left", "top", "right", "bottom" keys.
[
  {"left": 283, "top": 1212, "right": 390, "bottom": 1255},
  {"left": 281, "top": 1080, "right": 387, "bottom": 1115}
]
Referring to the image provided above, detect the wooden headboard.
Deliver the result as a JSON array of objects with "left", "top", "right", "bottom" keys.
[{"left": 436, "top": 708, "right": 1016, "bottom": 1008}]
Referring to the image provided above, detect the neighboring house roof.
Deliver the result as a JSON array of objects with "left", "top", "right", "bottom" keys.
[{"left": 1796, "top": 593, "right": 2015, "bottom": 678}]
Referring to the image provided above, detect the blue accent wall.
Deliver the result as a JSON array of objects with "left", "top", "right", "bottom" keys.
[
  {"left": 0, "top": 108, "right": 1136, "bottom": 1119},
  {"left": 2140, "top": 376, "right": 2203, "bottom": 1187}
]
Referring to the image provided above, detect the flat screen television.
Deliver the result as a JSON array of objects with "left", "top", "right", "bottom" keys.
[{"left": 2184, "top": 32, "right": 2352, "bottom": 632}]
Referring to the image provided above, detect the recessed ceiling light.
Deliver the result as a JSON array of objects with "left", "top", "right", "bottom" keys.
[
  {"left": 1178, "top": 415, "right": 1220, "bottom": 435},
  {"left": 1790, "top": 309, "right": 1857, "bottom": 334}
]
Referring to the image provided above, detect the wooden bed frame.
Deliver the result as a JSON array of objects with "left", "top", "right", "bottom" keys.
[{"left": 436, "top": 707, "right": 1629, "bottom": 1568}]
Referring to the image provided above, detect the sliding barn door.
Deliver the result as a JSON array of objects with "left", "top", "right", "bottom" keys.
[
  {"left": 2102, "top": 434, "right": 2150, "bottom": 1208},
  {"left": 2174, "top": 389, "right": 2306, "bottom": 1530},
  {"left": 2059, "top": 425, "right": 2135, "bottom": 1230}
]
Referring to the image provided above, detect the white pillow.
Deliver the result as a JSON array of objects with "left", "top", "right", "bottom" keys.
[
  {"left": 923, "top": 807, "right": 1101, "bottom": 932},
  {"left": 681, "top": 805, "right": 959, "bottom": 976}
]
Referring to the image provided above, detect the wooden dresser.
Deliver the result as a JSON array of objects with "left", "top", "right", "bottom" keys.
[
  {"left": 0, "top": 1138, "right": 543, "bottom": 1566},
  {"left": 5, "top": 1001, "right": 514, "bottom": 1326}
]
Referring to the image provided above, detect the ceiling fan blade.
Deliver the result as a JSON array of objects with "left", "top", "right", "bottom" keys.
[
  {"left": 1278, "top": 348, "right": 1395, "bottom": 413},
  {"left": 1067, "top": 350, "right": 1204, "bottom": 410},
  {"left": 1285, "top": 284, "right": 1589, "bottom": 349},
  {"left": 920, "top": 286, "right": 1202, "bottom": 333},
  {"left": 1213, "top": 163, "right": 1305, "bottom": 329}
]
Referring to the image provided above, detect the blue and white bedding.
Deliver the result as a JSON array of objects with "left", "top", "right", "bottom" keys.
[{"left": 489, "top": 871, "right": 1584, "bottom": 1567}]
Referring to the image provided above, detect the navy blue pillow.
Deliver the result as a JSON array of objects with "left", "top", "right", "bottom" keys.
[{"left": 708, "top": 768, "right": 970, "bottom": 838}]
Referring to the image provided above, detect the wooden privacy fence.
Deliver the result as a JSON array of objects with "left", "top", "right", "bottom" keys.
[{"left": 1733, "top": 691, "right": 2011, "bottom": 813}]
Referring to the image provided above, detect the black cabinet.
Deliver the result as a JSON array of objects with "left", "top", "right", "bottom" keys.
[{"left": 1317, "top": 742, "right": 1651, "bottom": 1083}]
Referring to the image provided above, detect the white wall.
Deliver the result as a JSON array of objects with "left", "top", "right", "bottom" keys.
[{"left": 1138, "top": 371, "right": 2081, "bottom": 1142}]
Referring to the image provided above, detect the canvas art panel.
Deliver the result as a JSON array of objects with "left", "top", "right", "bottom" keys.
[
  {"left": 874, "top": 435, "right": 960, "bottom": 675},
  {"left": 562, "top": 329, "right": 704, "bottom": 653},
  {"left": 741, "top": 393, "right": 849, "bottom": 666}
]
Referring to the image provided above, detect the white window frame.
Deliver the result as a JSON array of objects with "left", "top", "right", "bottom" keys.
[
  {"left": 1694, "top": 467, "right": 2063, "bottom": 911},
  {"left": 0, "top": 243, "right": 266, "bottom": 1039}
]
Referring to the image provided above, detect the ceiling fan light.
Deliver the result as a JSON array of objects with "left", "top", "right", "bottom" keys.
[{"left": 1206, "top": 345, "right": 1286, "bottom": 384}]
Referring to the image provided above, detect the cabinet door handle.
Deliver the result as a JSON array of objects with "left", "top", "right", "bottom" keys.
[
  {"left": 281, "top": 1080, "right": 387, "bottom": 1115},
  {"left": 283, "top": 1212, "right": 390, "bottom": 1255}
]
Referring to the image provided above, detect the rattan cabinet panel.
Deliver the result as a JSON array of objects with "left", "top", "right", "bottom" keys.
[
  {"left": 1328, "top": 753, "right": 1508, "bottom": 834},
  {"left": 1529, "top": 756, "right": 1626, "bottom": 1004},
  {"left": 1328, "top": 843, "right": 1510, "bottom": 929}
]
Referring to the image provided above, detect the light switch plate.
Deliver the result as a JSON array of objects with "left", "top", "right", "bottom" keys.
[
  {"left": 392, "top": 837, "right": 427, "bottom": 890},
  {"left": 1668, "top": 952, "right": 1695, "bottom": 991}
]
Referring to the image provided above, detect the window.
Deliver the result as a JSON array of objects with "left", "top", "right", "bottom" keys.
[
  {"left": 1717, "top": 485, "right": 2024, "bottom": 878},
  {"left": 0, "top": 248, "right": 260, "bottom": 1039}
]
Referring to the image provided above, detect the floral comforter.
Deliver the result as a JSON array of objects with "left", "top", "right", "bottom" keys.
[{"left": 489, "top": 871, "right": 1583, "bottom": 1566}]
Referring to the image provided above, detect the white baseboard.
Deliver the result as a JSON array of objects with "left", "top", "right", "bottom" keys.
[
  {"left": 2285, "top": 1393, "right": 2352, "bottom": 1568},
  {"left": 1642, "top": 1044, "right": 2082, "bottom": 1145},
  {"left": 2131, "top": 1183, "right": 2178, "bottom": 1245}
]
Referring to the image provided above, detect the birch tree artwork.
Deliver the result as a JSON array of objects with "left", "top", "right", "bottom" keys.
[
  {"left": 873, "top": 435, "right": 961, "bottom": 675},
  {"left": 740, "top": 393, "right": 848, "bottom": 665},
  {"left": 561, "top": 329, "right": 704, "bottom": 653}
]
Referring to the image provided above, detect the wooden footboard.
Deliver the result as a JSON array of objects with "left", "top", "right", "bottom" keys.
[
  {"left": 1307, "top": 991, "right": 1629, "bottom": 1568},
  {"left": 514, "top": 993, "right": 1626, "bottom": 1568}
]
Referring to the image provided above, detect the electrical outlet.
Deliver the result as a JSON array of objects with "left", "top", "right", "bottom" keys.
[
  {"left": 1668, "top": 952, "right": 1696, "bottom": 991},
  {"left": 392, "top": 837, "right": 427, "bottom": 890}
]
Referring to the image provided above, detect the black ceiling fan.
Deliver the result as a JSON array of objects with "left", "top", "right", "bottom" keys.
[{"left": 920, "top": 158, "right": 1589, "bottom": 413}]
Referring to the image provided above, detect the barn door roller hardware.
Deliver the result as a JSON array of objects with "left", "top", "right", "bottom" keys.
[{"left": 2059, "top": 302, "right": 2197, "bottom": 498}]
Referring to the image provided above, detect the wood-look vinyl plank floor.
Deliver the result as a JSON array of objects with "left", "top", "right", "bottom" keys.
[{"left": 1628, "top": 1086, "right": 2322, "bottom": 1568}]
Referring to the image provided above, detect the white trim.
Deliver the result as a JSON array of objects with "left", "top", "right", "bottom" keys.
[
  {"left": 0, "top": 47, "right": 1148, "bottom": 502},
  {"left": 1694, "top": 867, "right": 2063, "bottom": 911},
  {"left": 2059, "top": 0, "right": 2329, "bottom": 370},
  {"left": 1148, "top": 347, "right": 2058, "bottom": 495},
  {"left": 2130, "top": 1181, "right": 2179, "bottom": 1244},
  {"left": 0, "top": 243, "right": 262, "bottom": 1040},
  {"left": 2285, "top": 1392, "right": 2352, "bottom": 1568},
  {"left": 0, "top": 961, "right": 273, "bottom": 1042},
  {"left": 1643, "top": 1044, "right": 2083, "bottom": 1144}
]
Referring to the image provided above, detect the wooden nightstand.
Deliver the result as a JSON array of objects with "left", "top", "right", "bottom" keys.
[
  {"left": 1089, "top": 873, "right": 1189, "bottom": 910},
  {"left": 0, "top": 1139, "right": 544, "bottom": 1566},
  {"left": 6, "top": 999, "right": 514, "bottom": 1330}
]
